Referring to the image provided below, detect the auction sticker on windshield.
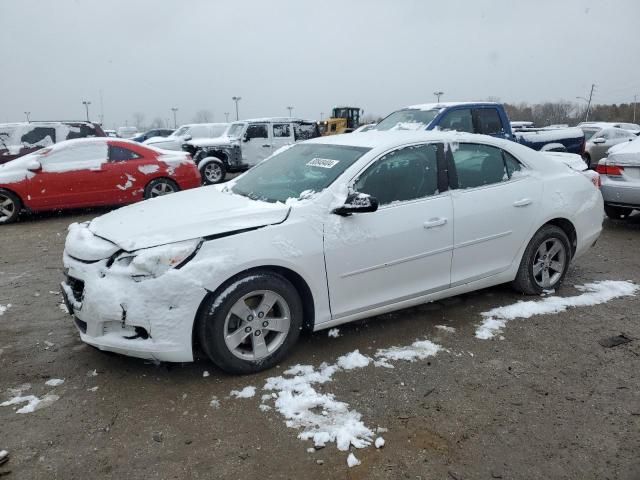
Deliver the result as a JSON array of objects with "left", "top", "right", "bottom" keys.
[{"left": 307, "top": 158, "right": 340, "bottom": 168}]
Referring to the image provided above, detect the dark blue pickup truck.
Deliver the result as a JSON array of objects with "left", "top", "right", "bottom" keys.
[{"left": 374, "top": 102, "right": 585, "bottom": 155}]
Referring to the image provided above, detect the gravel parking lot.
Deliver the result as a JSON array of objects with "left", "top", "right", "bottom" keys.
[{"left": 1, "top": 209, "right": 639, "bottom": 480}]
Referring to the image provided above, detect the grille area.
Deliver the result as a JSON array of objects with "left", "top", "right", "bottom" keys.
[{"left": 66, "top": 276, "right": 85, "bottom": 302}]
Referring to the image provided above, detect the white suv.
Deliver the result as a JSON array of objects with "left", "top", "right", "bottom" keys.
[{"left": 144, "top": 123, "right": 229, "bottom": 151}]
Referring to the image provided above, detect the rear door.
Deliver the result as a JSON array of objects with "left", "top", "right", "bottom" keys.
[
  {"left": 447, "top": 142, "right": 542, "bottom": 286},
  {"left": 241, "top": 123, "right": 271, "bottom": 166},
  {"left": 472, "top": 107, "right": 507, "bottom": 138},
  {"left": 271, "top": 123, "right": 294, "bottom": 151}
]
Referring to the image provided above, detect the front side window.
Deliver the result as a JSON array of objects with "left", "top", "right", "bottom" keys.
[
  {"left": 474, "top": 108, "right": 503, "bottom": 134},
  {"left": 374, "top": 109, "right": 439, "bottom": 131},
  {"left": 438, "top": 109, "right": 473, "bottom": 133},
  {"left": 231, "top": 143, "right": 370, "bottom": 203},
  {"left": 246, "top": 124, "right": 268, "bottom": 139},
  {"left": 226, "top": 123, "right": 245, "bottom": 138},
  {"left": 273, "top": 123, "right": 291, "bottom": 138},
  {"left": 109, "top": 145, "right": 140, "bottom": 161},
  {"left": 449, "top": 143, "right": 522, "bottom": 189},
  {"left": 39, "top": 143, "right": 108, "bottom": 172},
  {"left": 354, "top": 144, "right": 440, "bottom": 205}
]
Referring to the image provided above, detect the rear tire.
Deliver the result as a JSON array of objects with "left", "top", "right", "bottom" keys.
[
  {"left": 197, "top": 272, "right": 303, "bottom": 374},
  {"left": 604, "top": 205, "right": 632, "bottom": 220},
  {"left": 512, "top": 225, "right": 571, "bottom": 295},
  {"left": 143, "top": 178, "right": 179, "bottom": 199},
  {"left": 0, "top": 189, "right": 21, "bottom": 225}
]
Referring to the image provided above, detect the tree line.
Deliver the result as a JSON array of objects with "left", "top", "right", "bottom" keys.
[{"left": 503, "top": 101, "right": 639, "bottom": 127}]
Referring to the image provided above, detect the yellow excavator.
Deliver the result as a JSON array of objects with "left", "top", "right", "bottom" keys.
[{"left": 319, "top": 106, "right": 362, "bottom": 136}]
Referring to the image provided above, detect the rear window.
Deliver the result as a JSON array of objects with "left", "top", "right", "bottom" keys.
[
  {"left": 293, "top": 122, "right": 319, "bottom": 140},
  {"left": 375, "top": 109, "right": 439, "bottom": 131},
  {"left": 474, "top": 108, "right": 503, "bottom": 134},
  {"left": 21, "top": 127, "right": 56, "bottom": 146}
]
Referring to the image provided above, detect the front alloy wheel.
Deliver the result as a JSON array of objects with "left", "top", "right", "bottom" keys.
[
  {"left": 201, "top": 159, "right": 226, "bottom": 185},
  {"left": 532, "top": 238, "right": 567, "bottom": 289},
  {"left": 198, "top": 272, "right": 303, "bottom": 374},
  {"left": 0, "top": 189, "right": 21, "bottom": 224}
]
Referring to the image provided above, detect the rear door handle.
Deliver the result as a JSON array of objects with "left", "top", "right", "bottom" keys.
[
  {"left": 424, "top": 217, "right": 447, "bottom": 229},
  {"left": 513, "top": 198, "right": 532, "bottom": 207}
]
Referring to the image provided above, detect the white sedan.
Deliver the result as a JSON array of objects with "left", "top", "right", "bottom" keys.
[{"left": 62, "top": 131, "right": 603, "bottom": 373}]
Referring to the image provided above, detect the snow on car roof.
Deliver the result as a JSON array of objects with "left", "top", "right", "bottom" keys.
[
  {"left": 404, "top": 101, "right": 501, "bottom": 111},
  {"left": 231, "top": 117, "right": 316, "bottom": 124}
]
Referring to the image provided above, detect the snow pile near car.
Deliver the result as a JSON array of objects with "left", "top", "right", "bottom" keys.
[
  {"left": 254, "top": 339, "right": 442, "bottom": 454},
  {"left": 475, "top": 280, "right": 638, "bottom": 339},
  {"left": 0, "top": 304, "right": 10, "bottom": 316}
]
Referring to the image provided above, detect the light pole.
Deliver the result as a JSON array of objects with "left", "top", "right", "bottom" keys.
[
  {"left": 320, "top": 112, "right": 324, "bottom": 121},
  {"left": 286, "top": 106, "right": 293, "bottom": 117},
  {"left": 224, "top": 112, "right": 230, "bottom": 122},
  {"left": 434, "top": 91, "right": 444, "bottom": 102},
  {"left": 82, "top": 101, "right": 91, "bottom": 121},
  {"left": 171, "top": 107, "right": 178, "bottom": 128},
  {"left": 576, "top": 96, "right": 590, "bottom": 122},
  {"left": 24, "top": 111, "right": 31, "bottom": 122},
  {"left": 232, "top": 96, "right": 241, "bottom": 120}
]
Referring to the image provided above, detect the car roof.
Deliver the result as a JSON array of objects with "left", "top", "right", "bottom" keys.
[
  {"left": 403, "top": 101, "right": 501, "bottom": 111},
  {"left": 232, "top": 117, "right": 316, "bottom": 124}
]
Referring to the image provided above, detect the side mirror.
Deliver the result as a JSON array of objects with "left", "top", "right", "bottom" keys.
[
  {"left": 332, "top": 192, "right": 379, "bottom": 216},
  {"left": 183, "top": 134, "right": 192, "bottom": 141},
  {"left": 242, "top": 133, "right": 250, "bottom": 142},
  {"left": 592, "top": 137, "right": 606, "bottom": 144},
  {"left": 26, "top": 159, "right": 42, "bottom": 172}
]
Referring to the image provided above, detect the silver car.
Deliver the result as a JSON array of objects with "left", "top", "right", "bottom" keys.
[
  {"left": 597, "top": 137, "right": 640, "bottom": 219},
  {"left": 581, "top": 125, "right": 636, "bottom": 168}
]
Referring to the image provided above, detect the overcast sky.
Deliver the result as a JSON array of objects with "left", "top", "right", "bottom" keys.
[{"left": 1, "top": 0, "right": 639, "bottom": 128}]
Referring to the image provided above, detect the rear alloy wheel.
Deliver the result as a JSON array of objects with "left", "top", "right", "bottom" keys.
[
  {"left": 198, "top": 272, "right": 303, "bottom": 374},
  {"left": 512, "top": 225, "right": 571, "bottom": 295},
  {"left": 144, "top": 178, "right": 179, "bottom": 199},
  {"left": 201, "top": 158, "right": 226, "bottom": 185},
  {"left": 0, "top": 189, "right": 21, "bottom": 224},
  {"left": 604, "top": 205, "right": 633, "bottom": 220}
]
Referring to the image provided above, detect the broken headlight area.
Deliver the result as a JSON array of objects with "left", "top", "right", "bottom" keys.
[{"left": 108, "top": 239, "right": 203, "bottom": 280}]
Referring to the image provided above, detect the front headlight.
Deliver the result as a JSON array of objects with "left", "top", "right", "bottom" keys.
[{"left": 111, "top": 239, "right": 203, "bottom": 279}]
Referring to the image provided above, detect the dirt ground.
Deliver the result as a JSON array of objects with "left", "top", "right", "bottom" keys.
[{"left": 1, "top": 208, "right": 639, "bottom": 480}]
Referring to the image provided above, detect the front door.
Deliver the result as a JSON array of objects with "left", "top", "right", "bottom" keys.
[
  {"left": 447, "top": 142, "right": 542, "bottom": 285},
  {"left": 324, "top": 142, "right": 454, "bottom": 319},
  {"left": 241, "top": 123, "right": 271, "bottom": 166}
]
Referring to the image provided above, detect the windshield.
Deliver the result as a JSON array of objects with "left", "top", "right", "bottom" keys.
[
  {"left": 212, "top": 125, "right": 228, "bottom": 137},
  {"left": 231, "top": 143, "right": 370, "bottom": 203},
  {"left": 227, "top": 123, "right": 245, "bottom": 138},
  {"left": 172, "top": 126, "right": 189, "bottom": 137},
  {"left": 580, "top": 128, "right": 599, "bottom": 140},
  {"left": 374, "top": 109, "right": 439, "bottom": 131}
]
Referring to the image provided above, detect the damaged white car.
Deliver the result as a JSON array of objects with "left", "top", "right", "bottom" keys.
[{"left": 62, "top": 131, "right": 603, "bottom": 373}]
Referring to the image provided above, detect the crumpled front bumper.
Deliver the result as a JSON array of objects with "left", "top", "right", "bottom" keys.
[{"left": 62, "top": 251, "right": 207, "bottom": 362}]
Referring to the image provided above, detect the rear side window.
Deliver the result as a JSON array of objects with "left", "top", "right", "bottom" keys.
[
  {"left": 109, "top": 145, "right": 140, "bottom": 161},
  {"left": 21, "top": 127, "right": 56, "bottom": 146},
  {"left": 438, "top": 109, "right": 473, "bottom": 133},
  {"left": 66, "top": 124, "right": 97, "bottom": 140},
  {"left": 474, "top": 108, "right": 503, "bottom": 134},
  {"left": 293, "top": 122, "right": 319, "bottom": 140},
  {"left": 273, "top": 123, "right": 291, "bottom": 138},
  {"left": 246, "top": 124, "right": 268, "bottom": 139},
  {"left": 449, "top": 143, "right": 510, "bottom": 189}
]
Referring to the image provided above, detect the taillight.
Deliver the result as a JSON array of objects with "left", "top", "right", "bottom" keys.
[{"left": 596, "top": 163, "right": 624, "bottom": 176}]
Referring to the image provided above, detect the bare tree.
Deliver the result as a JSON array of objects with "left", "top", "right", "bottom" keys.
[
  {"left": 149, "top": 117, "right": 165, "bottom": 129},
  {"left": 132, "top": 112, "right": 145, "bottom": 130},
  {"left": 193, "top": 110, "right": 213, "bottom": 123}
]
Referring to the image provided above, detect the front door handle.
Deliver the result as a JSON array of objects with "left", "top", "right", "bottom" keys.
[
  {"left": 262, "top": 144, "right": 272, "bottom": 148},
  {"left": 513, "top": 198, "right": 532, "bottom": 207},
  {"left": 424, "top": 217, "right": 447, "bottom": 229}
]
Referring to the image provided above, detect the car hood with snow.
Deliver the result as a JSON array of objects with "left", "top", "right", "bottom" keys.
[
  {"left": 86, "top": 187, "right": 290, "bottom": 252},
  {"left": 0, "top": 155, "right": 37, "bottom": 184}
]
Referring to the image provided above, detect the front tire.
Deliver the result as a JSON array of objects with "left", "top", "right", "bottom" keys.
[
  {"left": 197, "top": 272, "right": 303, "bottom": 374},
  {"left": 143, "top": 178, "right": 179, "bottom": 199},
  {"left": 512, "top": 225, "right": 571, "bottom": 295},
  {"left": 200, "top": 158, "right": 226, "bottom": 185},
  {"left": 604, "top": 205, "right": 632, "bottom": 220},
  {"left": 0, "top": 189, "right": 21, "bottom": 225}
]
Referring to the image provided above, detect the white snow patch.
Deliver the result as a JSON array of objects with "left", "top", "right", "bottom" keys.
[
  {"left": 138, "top": 164, "right": 160, "bottom": 175},
  {"left": 1, "top": 394, "right": 59, "bottom": 414},
  {"left": 87, "top": 369, "right": 98, "bottom": 377},
  {"left": 375, "top": 436, "right": 385, "bottom": 448},
  {"left": 435, "top": 324, "right": 456, "bottom": 333},
  {"left": 327, "top": 328, "right": 340, "bottom": 338},
  {"left": 336, "top": 350, "right": 370, "bottom": 370},
  {"left": 87, "top": 386, "right": 99, "bottom": 392},
  {"left": 258, "top": 404, "right": 271, "bottom": 412},
  {"left": 230, "top": 386, "right": 256, "bottom": 398},
  {"left": 116, "top": 173, "right": 136, "bottom": 191},
  {"left": 475, "top": 280, "right": 638, "bottom": 339},
  {"left": 0, "top": 304, "right": 11, "bottom": 316},
  {"left": 347, "top": 452, "right": 361, "bottom": 467},
  {"left": 375, "top": 339, "right": 442, "bottom": 362},
  {"left": 202, "top": 371, "right": 210, "bottom": 378},
  {"left": 45, "top": 378, "right": 64, "bottom": 387},
  {"left": 210, "top": 396, "right": 220, "bottom": 409}
]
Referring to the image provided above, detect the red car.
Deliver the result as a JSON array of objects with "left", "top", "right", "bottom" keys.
[{"left": 0, "top": 138, "right": 201, "bottom": 224}]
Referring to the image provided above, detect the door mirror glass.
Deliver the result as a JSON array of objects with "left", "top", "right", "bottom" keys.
[
  {"left": 592, "top": 137, "right": 606, "bottom": 144},
  {"left": 332, "top": 192, "right": 379, "bottom": 216},
  {"left": 26, "top": 159, "right": 42, "bottom": 171}
]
